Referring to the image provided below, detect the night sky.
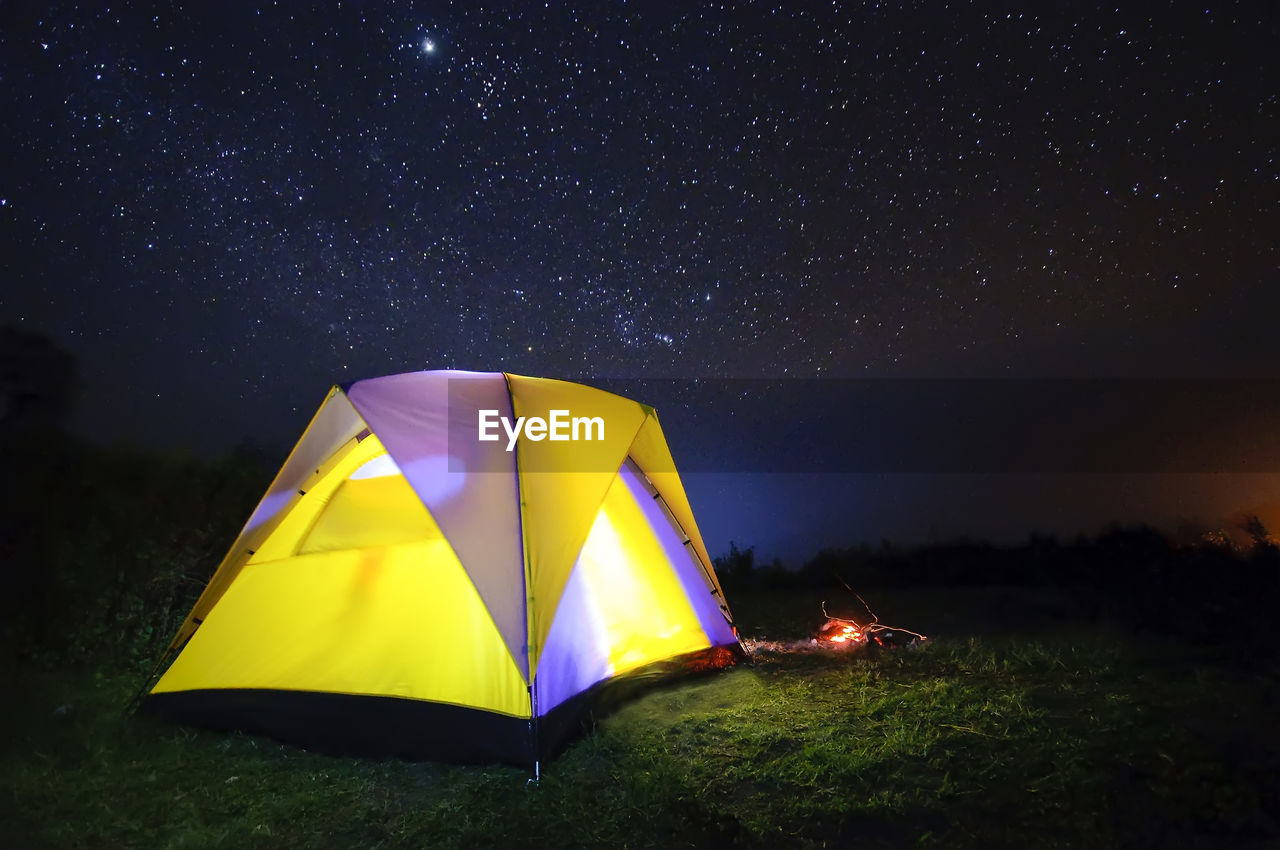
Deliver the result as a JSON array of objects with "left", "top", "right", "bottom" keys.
[{"left": 2, "top": 2, "right": 1277, "bottom": 559}]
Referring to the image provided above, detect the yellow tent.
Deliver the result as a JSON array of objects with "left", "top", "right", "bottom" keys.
[{"left": 142, "top": 371, "right": 739, "bottom": 766}]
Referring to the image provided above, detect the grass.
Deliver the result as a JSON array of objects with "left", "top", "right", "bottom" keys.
[{"left": 3, "top": 588, "right": 1279, "bottom": 848}]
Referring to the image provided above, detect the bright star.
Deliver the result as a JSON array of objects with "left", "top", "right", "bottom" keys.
[{"left": 422, "top": 37, "right": 436, "bottom": 54}]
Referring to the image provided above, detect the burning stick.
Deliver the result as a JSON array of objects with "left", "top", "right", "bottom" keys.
[
  {"left": 738, "top": 583, "right": 929, "bottom": 660},
  {"left": 817, "top": 589, "right": 928, "bottom": 648}
]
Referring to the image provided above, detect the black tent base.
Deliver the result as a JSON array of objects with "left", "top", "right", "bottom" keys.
[
  {"left": 140, "top": 644, "right": 743, "bottom": 769},
  {"left": 141, "top": 688, "right": 536, "bottom": 765}
]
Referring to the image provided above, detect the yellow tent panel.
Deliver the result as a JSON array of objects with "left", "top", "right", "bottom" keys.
[
  {"left": 153, "top": 541, "right": 530, "bottom": 717},
  {"left": 567, "top": 466, "right": 710, "bottom": 679}
]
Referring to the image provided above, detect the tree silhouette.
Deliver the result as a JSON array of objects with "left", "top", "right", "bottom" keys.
[
  {"left": 1240, "top": 514, "right": 1272, "bottom": 550},
  {"left": 0, "top": 326, "right": 79, "bottom": 432},
  {"left": 713, "top": 541, "right": 755, "bottom": 589}
]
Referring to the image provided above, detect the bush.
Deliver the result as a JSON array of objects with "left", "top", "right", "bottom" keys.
[
  {"left": 718, "top": 524, "right": 1280, "bottom": 655},
  {"left": 0, "top": 433, "right": 270, "bottom": 672}
]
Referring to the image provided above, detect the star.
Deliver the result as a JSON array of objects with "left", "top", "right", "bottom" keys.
[{"left": 421, "top": 37, "right": 436, "bottom": 54}]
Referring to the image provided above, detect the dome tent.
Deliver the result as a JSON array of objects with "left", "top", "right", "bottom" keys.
[{"left": 141, "top": 371, "right": 740, "bottom": 767}]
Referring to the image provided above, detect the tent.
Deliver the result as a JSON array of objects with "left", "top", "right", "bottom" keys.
[{"left": 141, "top": 370, "right": 740, "bottom": 767}]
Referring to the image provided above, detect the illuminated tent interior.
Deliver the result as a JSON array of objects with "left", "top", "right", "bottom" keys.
[{"left": 141, "top": 371, "right": 740, "bottom": 766}]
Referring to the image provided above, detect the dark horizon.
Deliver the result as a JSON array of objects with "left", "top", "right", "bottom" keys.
[{"left": 9, "top": 329, "right": 1278, "bottom": 562}]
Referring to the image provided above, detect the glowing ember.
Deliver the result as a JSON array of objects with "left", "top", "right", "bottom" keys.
[
  {"left": 820, "top": 622, "right": 864, "bottom": 644},
  {"left": 830, "top": 625, "right": 861, "bottom": 643}
]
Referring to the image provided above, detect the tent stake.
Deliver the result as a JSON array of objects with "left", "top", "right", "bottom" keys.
[{"left": 123, "top": 645, "right": 177, "bottom": 717}]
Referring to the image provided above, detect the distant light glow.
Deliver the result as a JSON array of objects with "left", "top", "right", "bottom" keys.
[{"left": 421, "top": 37, "right": 436, "bottom": 53}]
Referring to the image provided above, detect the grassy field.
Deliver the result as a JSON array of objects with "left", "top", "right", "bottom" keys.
[{"left": 3, "top": 587, "right": 1278, "bottom": 849}]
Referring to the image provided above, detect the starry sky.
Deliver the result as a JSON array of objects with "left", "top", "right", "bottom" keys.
[{"left": 2, "top": 2, "right": 1277, "bottom": 558}]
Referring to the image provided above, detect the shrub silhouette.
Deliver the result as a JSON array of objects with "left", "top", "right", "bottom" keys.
[
  {"left": 0, "top": 437, "right": 270, "bottom": 672},
  {"left": 0, "top": 327, "right": 79, "bottom": 432}
]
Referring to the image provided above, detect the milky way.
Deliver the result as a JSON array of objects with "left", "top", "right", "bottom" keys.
[{"left": 1, "top": 2, "right": 1276, "bottom": 554}]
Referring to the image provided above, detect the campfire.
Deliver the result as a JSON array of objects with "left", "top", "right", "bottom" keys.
[
  {"left": 740, "top": 589, "right": 928, "bottom": 658},
  {"left": 816, "top": 602, "right": 928, "bottom": 649},
  {"left": 815, "top": 591, "right": 928, "bottom": 649}
]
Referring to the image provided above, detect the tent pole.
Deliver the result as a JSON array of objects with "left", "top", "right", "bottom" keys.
[
  {"left": 531, "top": 681, "right": 542, "bottom": 784},
  {"left": 505, "top": 371, "right": 540, "bottom": 784},
  {"left": 635, "top": 466, "right": 739, "bottom": 630},
  {"left": 528, "top": 686, "right": 541, "bottom": 785}
]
